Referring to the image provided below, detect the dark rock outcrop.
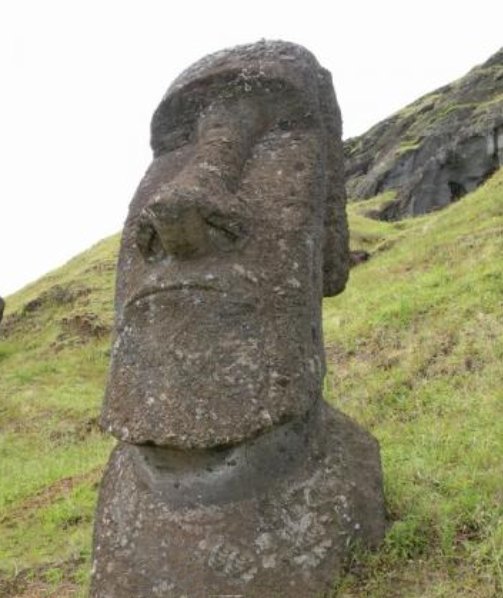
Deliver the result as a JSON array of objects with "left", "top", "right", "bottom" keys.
[
  {"left": 345, "top": 47, "right": 503, "bottom": 220},
  {"left": 349, "top": 250, "right": 370, "bottom": 267},
  {"left": 22, "top": 285, "right": 90, "bottom": 315}
]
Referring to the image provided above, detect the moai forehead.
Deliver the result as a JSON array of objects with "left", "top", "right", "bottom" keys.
[
  {"left": 101, "top": 41, "right": 349, "bottom": 449},
  {"left": 152, "top": 41, "right": 328, "bottom": 156}
]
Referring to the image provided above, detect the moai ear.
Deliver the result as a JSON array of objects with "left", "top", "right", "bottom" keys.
[{"left": 318, "top": 68, "right": 350, "bottom": 297}]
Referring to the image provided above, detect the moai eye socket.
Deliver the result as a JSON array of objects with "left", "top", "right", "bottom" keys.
[
  {"left": 204, "top": 212, "right": 247, "bottom": 252},
  {"left": 161, "top": 128, "right": 192, "bottom": 152}
]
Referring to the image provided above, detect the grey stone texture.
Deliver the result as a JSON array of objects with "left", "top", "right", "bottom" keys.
[
  {"left": 345, "top": 47, "right": 503, "bottom": 220},
  {"left": 92, "top": 403, "right": 383, "bottom": 597},
  {"left": 92, "top": 40, "right": 385, "bottom": 597}
]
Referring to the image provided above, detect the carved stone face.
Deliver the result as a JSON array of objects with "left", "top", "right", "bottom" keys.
[{"left": 101, "top": 41, "right": 348, "bottom": 449}]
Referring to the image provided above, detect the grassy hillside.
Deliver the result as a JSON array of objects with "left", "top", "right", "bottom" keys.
[
  {"left": 0, "top": 236, "right": 118, "bottom": 597},
  {"left": 1, "top": 170, "right": 502, "bottom": 596},
  {"left": 326, "top": 168, "right": 503, "bottom": 596}
]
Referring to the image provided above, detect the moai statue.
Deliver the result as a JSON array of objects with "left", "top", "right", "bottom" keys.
[{"left": 91, "top": 41, "right": 385, "bottom": 597}]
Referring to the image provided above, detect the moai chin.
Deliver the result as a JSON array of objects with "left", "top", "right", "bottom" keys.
[{"left": 92, "top": 40, "right": 385, "bottom": 597}]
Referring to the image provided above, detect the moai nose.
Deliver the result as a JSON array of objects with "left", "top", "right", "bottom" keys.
[
  {"left": 136, "top": 191, "right": 248, "bottom": 262},
  {"left": 136, "top": 193, "right": 211, "bottom": 262}
]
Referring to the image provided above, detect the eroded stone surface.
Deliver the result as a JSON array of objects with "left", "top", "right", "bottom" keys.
[
  {"left": 92, "top": 39, "right": 384, "bottom": 597},
  {"left": 92, "top": 403, "right": 384, "bottom": 597},
  {"left": 101, "top": 39, "right": 349, "bottom": 449}
]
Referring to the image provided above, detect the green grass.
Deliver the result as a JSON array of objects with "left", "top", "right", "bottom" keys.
[
  {"left": 0, "top": 172, "right": 502, "bottom": 596},
  {"left": 0, "top": 235, "right": 117, "bottom": 597},
  {"left": 347, "top": 191, "right": 415, "bottom": 255},
  {"left": 326, "top": 168, "right": 503, "bottom": 596}
]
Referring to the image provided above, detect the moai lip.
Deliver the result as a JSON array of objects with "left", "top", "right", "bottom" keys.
[{"left": 92, "top": 40, "right": 385, "bottom": 597}]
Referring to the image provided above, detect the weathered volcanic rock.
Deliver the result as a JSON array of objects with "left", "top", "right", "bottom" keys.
[
  {"left": 349, "top": 250, "right": 370, "bottom": 267},
  {"left": 92, "top": 402, "right": 385, "bottom": 597},
  {"left": 92, "top": 40, "right": 385, "bottom": 597},
  {"left": 345, "top": 47, "right": 503, "bottom": 220},
  {"left": 100, "top": 40, "right": 349, "bottom": 450}
]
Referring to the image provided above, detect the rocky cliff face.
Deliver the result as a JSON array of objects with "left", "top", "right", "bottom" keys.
[{"left": 345, "top": 48, "right": 503, "bottom": 220}]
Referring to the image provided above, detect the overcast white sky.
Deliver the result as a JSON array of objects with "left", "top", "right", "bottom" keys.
[{"left": 1, "top": 0, "right": 501, "bottom": 297}]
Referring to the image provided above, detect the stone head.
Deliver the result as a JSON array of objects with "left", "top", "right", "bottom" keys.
[{"left": 101, "top": 40, "right": 349, "bottom": 449}]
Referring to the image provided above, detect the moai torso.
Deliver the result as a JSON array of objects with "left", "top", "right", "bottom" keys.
[{"left": 92, "top": 41, "right": 384, "bottom": 598}]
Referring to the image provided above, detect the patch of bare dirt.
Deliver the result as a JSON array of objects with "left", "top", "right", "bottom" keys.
[
  {"left": 0, "top": 557, "right": 84, "bottom": 598},
  {"left": 55, "top": 313, "right": 110, "bottom": 347},
  {"left": 0, "top": 467, "right": 103, "bottom": 525}
]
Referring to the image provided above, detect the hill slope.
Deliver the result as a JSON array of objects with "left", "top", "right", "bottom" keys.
[
  {"left": 0, "top": 170, "right": 502, "bottom": 596},
  {"left": 0, "top": 236, "right": 118, "bottom": 596},
  {"left": 345, "top": 47, "right": 503, "bottom": 220}
]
